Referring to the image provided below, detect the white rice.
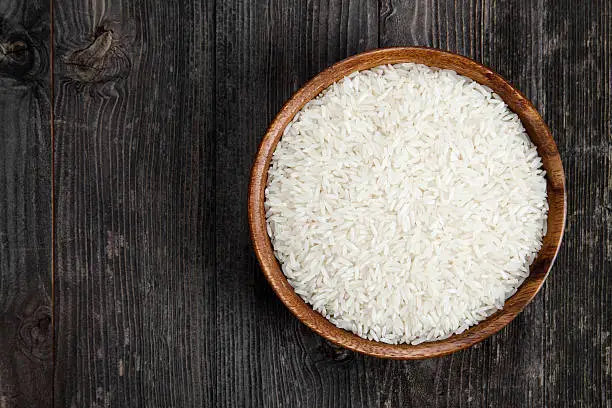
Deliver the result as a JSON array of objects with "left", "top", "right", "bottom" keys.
[{"left": 265, "top": 63, "right": 548, "bottom": 345}]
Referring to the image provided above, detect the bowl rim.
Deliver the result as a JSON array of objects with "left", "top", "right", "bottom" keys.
[{"left": 248, "top": 46, "right": 566, "bottom": 359}]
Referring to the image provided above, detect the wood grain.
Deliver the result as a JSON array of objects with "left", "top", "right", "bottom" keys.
[
  {"left": 379, "top": 0, "right": 611, "bottom": 406},
  {"left": 0, "top": 0, "right": 52, "bottom": 406},
  {"left": 214, "top": 0, "right": 378, "bottom": 406},
  {"left": 52, "top": 0, "right": 215, "bottom": 406},
  {"left": 0, "top": 0, "right": 599, "bottom": 406}
]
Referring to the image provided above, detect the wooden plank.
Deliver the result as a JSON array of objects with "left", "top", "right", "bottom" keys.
[
  {"left": 52, "top": 1, "right": 216, "bottom": 406},
  {"left": 0, "top": 0, "right": 52, "bottom": 406},
  {"left": 214, "top": 1, "right": 378, "bottom": 406},
  {"left": 380, "top": 0, "right": 611, "bottom": 406},
  {"left": 537, "top": 1, "right": 611, "bottom": 406}
]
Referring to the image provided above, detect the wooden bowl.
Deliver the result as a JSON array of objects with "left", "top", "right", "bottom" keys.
[{"left": 248, "top": 47, "right": 566, "bottom": 359}]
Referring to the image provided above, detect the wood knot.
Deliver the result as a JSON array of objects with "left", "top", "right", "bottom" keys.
[
  {"left": 318, "top": 340, "right": 354, "bottom": 363},
  {"left": 0, "top": 15, "right": 48, "bottom": 80},
  {"left": 0, "top": 40, "right": 33, "bottom": 75},
  {"left": 17, "top": 305, "right": 52, "bottom": 361},
  {"left": 298, "top": 324, "right": 355, "bottom": 365},
  {"left": 64, "top": 27, "right": 131, "bottom": 83}
]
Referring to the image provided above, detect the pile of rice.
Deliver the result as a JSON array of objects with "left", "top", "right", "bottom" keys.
[{"left": 265, "top": 63, "right": 548, "bottom": 345}]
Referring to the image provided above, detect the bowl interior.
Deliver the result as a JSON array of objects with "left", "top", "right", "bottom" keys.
[{"left": 248, "top": 47, "right": 566, "bottom": 359}]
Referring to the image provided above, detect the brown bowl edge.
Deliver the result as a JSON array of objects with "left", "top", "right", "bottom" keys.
[{"left": 248, "top": 47, "right": 567, "bottom": 359}]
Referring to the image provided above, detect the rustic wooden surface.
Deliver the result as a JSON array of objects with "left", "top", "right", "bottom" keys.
[
  {"left": 0, "top": 0, "right": 608, "bottom": 406},
  {"left": 0, "top": 0, "right": 52, "bottom": 407},
  {"left": 52, "top": 0, "right": 215, "bottom": 407}
]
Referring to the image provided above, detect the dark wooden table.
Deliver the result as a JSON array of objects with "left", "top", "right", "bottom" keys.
[{"left": 0, "top": 0, "right": 609, "bottom": 406}]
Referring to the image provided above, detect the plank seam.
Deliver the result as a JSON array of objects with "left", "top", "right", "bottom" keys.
[{"left": 49, "top": 0, "right": 56, "bottom": 406}]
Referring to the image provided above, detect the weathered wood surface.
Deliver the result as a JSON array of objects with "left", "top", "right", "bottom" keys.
[
  {"left": 0, "top": 0, "right": 52, "bottom": 407},
  {"left": 381, "top": 1, "right": 610, "bottom": 406},
  {"left": 52, "top": 0, "right": 216, "bottom": 406},
  {"left": 0, "top": 0, "right": 608, "bottom": 406}
]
